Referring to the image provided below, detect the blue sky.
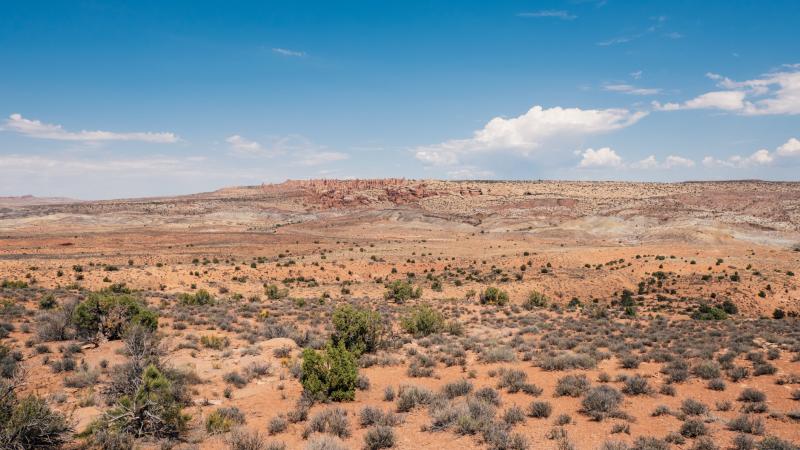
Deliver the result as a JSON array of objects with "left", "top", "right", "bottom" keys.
[{"left": 1, "top": 1, "right": 798, "bottom": 199}]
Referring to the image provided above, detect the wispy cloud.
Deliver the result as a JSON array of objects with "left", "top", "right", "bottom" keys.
[
  {"left": 0, "top": 154, "right": 201, "bottom": 174},
  {"left": 3, "top": 113, "right": 179, "bottom": 143},
  {"left": 517, "top": 10, "right": 576, "bottom": 20},
  {"left": 597, "top": 15, "right": 677, "bottom": 46},
  {"left": 445, "top": 166, "right": 495, "bottom": 179},
  {"left": 603, "top": 83, "right": 662, "bottom": 96},
  {"left": 272, "top": 47, "right": 306, "bottom": 57},
  {"left": 597, "top": 35, "right": 637, "bottom": 46},
  {"left": 296, "top": 151, "right": 349, "bottom": 166},
  {"left": 226, "top": 133, "right": 349, "bottom": 166},
  {"left": 226, "top": 135, "right": 265, "bottom": 156}
]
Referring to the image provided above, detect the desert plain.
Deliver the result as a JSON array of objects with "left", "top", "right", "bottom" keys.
[{"left": 1, "top": 179, "right": 799, "bottom": 450}]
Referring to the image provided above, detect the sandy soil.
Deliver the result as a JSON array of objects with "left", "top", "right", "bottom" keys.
[{"left": 0, "top": 180, "right": 798, "bottom": 450}]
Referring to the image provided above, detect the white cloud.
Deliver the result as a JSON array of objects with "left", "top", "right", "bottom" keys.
[
  {"left": 414, "top": 105, "right": 646, "bottom": 165},
  {"left": 630, "top": 154, "right": 696, "bottom": 169},
  {"left": 597, "top": 16, "right": 669, "bottom": 46},
  {"left": 3, "top": 113, "right": 179, "bottom": 143},
  {"left": 226, "top": 135, "right": 263, "bottom": 155},
  {"left": 603, "top": 83, "right": 661, "bottom": 96},
  {"left": 578, "top": 147, "right": 623, "bottom": 168},
  {"left": 702, "top": 149, "right": 774, "bottom": 168},
  {"left": 702, "top": 137, "right": 800, "bottom": 168},
  {"left": 653, "top": 91, "right": 746, "bottom": 111},
  {"left": 630, "top": 70, "right": 643, "bottom": 80},
  {"left": 272, "top": 48, "right": 306, "bottom": 57},
  {"left": 776, "top": 137, "right": 800, "bottom": 156},
  {"left": 517, "top": 10, "right": 576, "bottom": 20},
  {"left": 296, "top": 151, "right": 349, "bottom": 166},
  {"left": 225, "top": 134, "right": 347, "bottom": 166},
  {"left": 655, "top": 64, "right": 800, "bottom": 115},
  {"left": 445, "top": 167, "right": 495, "bottom": 179},
  {"left": 597, "top": 36, "right": 635, "bottom": 46},
  {"left": 663, "top": 155, "right": 696, "bottom": 168},
  {"left": 0, "top": 154, "right": 198, "bottom": 174},
  {"left": 631, "top": 155, "right": 658, "bottom": 169}
]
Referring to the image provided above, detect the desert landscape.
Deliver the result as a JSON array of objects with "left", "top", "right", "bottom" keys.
[{"left": 0, "top": 179, "right": 798, "bottom": 450}]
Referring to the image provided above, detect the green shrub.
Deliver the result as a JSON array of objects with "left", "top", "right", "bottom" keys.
[
  {"left": 692, "top": 303, "right": 728, "bottom": 320},
  {"left": 72, "top": 293, "right": 158, "bottom": 341},
  {"left": 178, "top": 289, "right": 214, "bottom": 306},
  {"left": 384, "top": 280, "right": 421, "bottom": 303},
  {"left": 523, "top": 291, "right": 547, "bottom": 309},
  {"left": 0, "top": 345, "right": 21, "bottom": 379},
  {"left": 38, "top": 294, "right": 57, "bottom": 310},
  {"left": 301, "top": 341, "right": 358, "bottom": 402},
  {"left": 400, "top": 304, "right": 444, "bottom": 337},
  {"left": 205, "top": 407, "right": 246, "bottom": 434},
  {"left": 331, "top": 305, "right": 384, "bottom": 355},
  {"left": 0, "top": 280, "right": 28, "bottom": 289},
  {"left": 721, "top": 300, "right": 738, "bottom": 315},
  {"left": 265, "top": 284, "right": 288, "bottom": 300},
  {"left": 480, "top": 287, "right": 509, "bottom": 306},
  {"left": 99, "top": 364, "right": 188, "bottom": 438},
  {"left": 0, "top": 386, "right": 72, "bottom": 448},
  {"left": 201, "top": 334, "right": 229, "bottom": 350}
]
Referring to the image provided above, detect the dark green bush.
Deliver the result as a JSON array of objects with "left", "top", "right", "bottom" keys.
[
  {"left": 178, "top": 289, "right": 214, "bottom": 306},
  {"left": 97, "top": 364, "right": 188, "bottom": 438},
  {"left": 331, "top": 305, "right": 384, "bottom": 355},
  {"left": 523, "top": 291, "right": 547, "bottom": 309},
  {"left": 301, "top": 341, "right": 358, "bottom": 402},
  {"left": 480, "top": 287, "right": 509, "bottom": 306},
  {"left": 692, "top": 303, "right": 727, "bottom": 320},
  {"left": 72, "top": 293, "right": 158, "bottom": 341},
  {"left": 384, "top": 280, "right": 421, "bottom": 303},
  {"left": 265, "top": 284, "right": 288, "bottom": 300},
  {"left": 400, "top": 304, "right": 444, "bottom": 337}
]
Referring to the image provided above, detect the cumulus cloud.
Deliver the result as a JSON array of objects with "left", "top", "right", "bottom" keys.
[
  {"left": 654, "top": 64, "right": 800, "bottom": 115},
  {"left": 663, "top": 155, "right": 696, "bottom": 168},
  {"left": 414, "top": 105, "right": 646, "bottom": 165},
  {"left": 578, "top": 147, "right": 623, "bottom": 168},
  {"left": 3, "top": 113, "right": 179, "bottom": 143},
  {"left": 517, "top": 10, "right": 576, "bottom": 20},
  {"left": 631, "top": 155, "right": 659, "bottom": 169},
  {"left": 702, "top": 149, "right": 774, "bottom": 168},
  {"left": 702, "top": 137, "right": 800, "bottom": 168},
  {"left": 776, "top": 137, "right": 800, "bottom": 156},
  {"left": 630, "top": 154, "right": 696, "bottom": 169},
  {"left": 603, "top": 83, "right": 661, "bottom": 96}
]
